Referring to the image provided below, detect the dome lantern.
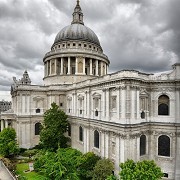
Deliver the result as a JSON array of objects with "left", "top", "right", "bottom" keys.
[{"left": 71, "top": 0, "right": 84, "bottom": 25}]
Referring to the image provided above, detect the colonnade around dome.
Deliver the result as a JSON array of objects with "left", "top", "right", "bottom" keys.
[{"left": 44, "top": 56, "right": 107, "bottom": 77}]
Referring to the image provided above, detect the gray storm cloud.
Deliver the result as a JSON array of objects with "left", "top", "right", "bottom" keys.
[{"left": 0, "top": 0, "right": 179, "bottom": 91}]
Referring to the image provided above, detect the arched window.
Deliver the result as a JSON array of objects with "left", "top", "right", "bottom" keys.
[
  {"left": 35, "top": 122, "right": 41, "bottom": 135},
  {"left": 68, "top": 124, "right": 71, "bottom": 137},
  {"left": 94, "top": 130, "right": 100, "bottom": 148},
  {"left": 79, "top": 126, "right": 83, "bottom": 141},
  {"left": 140, "top": 135, "right": 146, "bottom": 156},
  {"left": 158, "top": 135, "right": 170, "bottom": 157},
  {"left": 36, "top": 108, "right": 40, "bottom": 113},
  {"left": 158, "top": 95, "right": 169, "bottom": 115}
]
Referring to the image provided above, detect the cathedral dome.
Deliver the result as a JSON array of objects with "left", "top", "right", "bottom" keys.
[{"left": 54, "top": 24, "right": 101, "bottom": 46}]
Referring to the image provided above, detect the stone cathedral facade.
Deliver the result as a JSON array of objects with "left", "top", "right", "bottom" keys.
[{"left": 1, "top": 1, "right": 180, "bottom": 179}]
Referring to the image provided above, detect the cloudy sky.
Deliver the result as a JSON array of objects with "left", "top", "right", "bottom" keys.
[{"left": 0, "top": 0, "right": 180, "bottom": 92}]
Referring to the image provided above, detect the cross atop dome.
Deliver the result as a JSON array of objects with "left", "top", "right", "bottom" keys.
[{"left": 71, "top": 0, "right": 84, "bottom": 25}]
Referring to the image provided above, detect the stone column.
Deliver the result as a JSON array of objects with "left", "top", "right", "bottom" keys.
[
  {"left": 116, "top": 87, "right": 120, "bottom": 120},
  {"left": 100, "top": 61, "right": 103, "bottom": 76},
  {"left": 46, "top": 61, "right": 48, "bottom": 76},
  {"left": 120, "top": 138, "right": 125, "bottom": 163},
  {"left": 55, "top": 58, "right": 57, "bottom": 75},
  {"left": 60, "top": 57, "right": 64, "bottom": 75},
  {"left": 115, "top": 136, "right": 120, "bottom": 173},
  {"left": 96, "top": 60, "right": 99, "bottom": 76},
  {"left": 136, "top": 88, "right": 140, "bottom": 119},
  {"left": 1, "top": 120, "right": 4, "bottom": 131},
  {"left": 5, "top": 120, "right": 8, "bottom": 128},
  {"left": 90, "top": 59, "right": 93, "bottom": 75},
  {"left": 102, "top": 89, "right": 106, "bottom": 119},
  {"left": 86, "top": 91, "right": 90, "bottom": 117},
  {"left": 50, "top": 60, "right": 52, "bottom": 75},
  {"left": 131, "top": 88, "right": 135, "bottom": 119},
  {"left": 105, "top": 131, "right": 109, "bottom": 158},
  {"left": 106, "top": 89, "right": 110, "bottom": 121},
  {"left": 121, "top": 87, "right": 126, "bottom": 119},
  {"left": 83, "top": 128, "right": 87, "bottom": 153},
  {"left": 86, "top": 129, "right": 90, "bottom": 152},
  {"left": 83, "top": 57, "right": 86, "bottom": 75},
  {"left": 176, "top": 88, "right": 180, "bottom": 122},
  {"left": 126, "top": 85, "right": 131, "bottom": 120},
  {"left": 106, "top": 64, "right": 108, "bottom": 74},
  {"left": 67, "top": 57, "right": 71, "bottom": 74},
  {"left": 101, "top": 131, "right": 105, "bottom": 157},
  {"left": 74, "top": 93, "right": 77, "bottom": 116},
  {"left": 175, "top": 136, "right": 180, "bottom": 179},
  {"left": 105, "top": 64, "right": 107, "bottom": 75},
  {"left": 75, "top": 57, "right": 78, "bottom": 74},
  {"left": 136, "top": 137, "right": 140, "bottom": 161}
]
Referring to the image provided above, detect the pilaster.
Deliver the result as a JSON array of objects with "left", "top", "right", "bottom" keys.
[
  {"left": 96, "top": 60, "right": 99, "bottom": 76},
  {"left": 83, "top": 57, "right": 86, "bottom": 75},
  {"left": 90, "top": 59, "right": 93, "bottom": 75},
  {"left": 67, "top": 57, "right": 71, "bottom": 74},
  {"left": 60, "top": 57, "right": 64, "bottom": 75}
]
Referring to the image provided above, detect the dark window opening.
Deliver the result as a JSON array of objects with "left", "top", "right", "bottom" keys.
[
  {"left": 85, "top": 68, "right": 88, "bottom": 75},
  {"left": 79, "top": 126, "right": 83, "bottom": 141},
  {"left": 73, "top": 43, "right": 76, "bottom": 46},
  {"left": 35, "top": 122, "right": 41, "bottom": 135},
  {"left": 158, "top": 135, "right": 170, "bottom": 157},
  {"left": 94, "top": 130, "right": 99, "bottom": 148},
  {"left": 60, "top": 103, "right": 63, "bottom": 107},
  {"left": 158, "top": 104, "right": 169, "bottom": 115},
  {"left": 140, "top": 135, "right": 146, "bottom": 156},
  {"left": 141, "top": 111, "right": 145, "bottom": 119},
  {"left": 63, "top": 44, "right": 65, "bottom": 47},
  {"left": 93, "top": 69, "right": 96, "bottom": 75},
  {"left": 79, "top": 44, "right": 81, "bottom": 47},
  {"left": 158, "top": 95, "right": 169, "bottom": 115},
  {"left": 164, "top": 173, "right": 168, "bottom": 178},
  {"left": 89, "top": 45, "right": 91, "bottom": 48},
  {"left": 80, "top": 110, "right": 82, "bottom": 114},
  {"left": 95, "top": 110, "right": 98, "bottom": 116},
  {"left": 36, "top": 108, "right": 40, "bottom": 113},
  {"left": 69, "top": 108, "right": 71, "bottom": 113},
  {"left": 84, "top": 44, "right": 87, "bottom": 47},
  {"left": 67, "top": 43, "right": 70, "bottom": 46},
  {"left": 66, "top": 67, "right": 68, "bottom": 74},
  {"left": 72, "top": 67, "right": 75, "bottom": 74},
  {"left": 68, "top": 124, "right": 71, "bottom": 137}
]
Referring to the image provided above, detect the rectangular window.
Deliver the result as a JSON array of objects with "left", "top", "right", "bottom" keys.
[{"left": 72, "top": 67, "right": 75, "bottom": 74}]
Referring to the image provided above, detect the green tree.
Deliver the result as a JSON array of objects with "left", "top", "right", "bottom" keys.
[
  {"left": 34, "top": 148, "right": 82, "bottom": 180},
  {"left": 0, "top": 128, "right": 19, "bottom": 157},
  {"left": 92, "top": 158, "right": 114, "bottom": 180},
  {"left": 78, "top": 152, "right": 101, "bottom": 180},
  {"left": 40, "top": 102, "right": 69, "bottom": 150},
  {"left": 119, "top": 159, "right": 164, "bottom": 180}
]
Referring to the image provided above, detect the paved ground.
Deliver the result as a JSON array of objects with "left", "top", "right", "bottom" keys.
[{"left": 0, "top": 161, "right": 14, "bottom": 180}]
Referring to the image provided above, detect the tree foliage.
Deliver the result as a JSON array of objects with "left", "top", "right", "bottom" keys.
[
  {"left": 34, "top": 148, "right": 82, "bottom": 180},
  {"left": 0, "top": 128, "right": 19, "bottom": 157},
  {"left": 92, "top": 158, "right": 114, "bottom": 180},
  {"left": 78, "top": 152, "right": 100, "bottom": 180},
  {"left": 119, "top": 159, "right": 164, "bottom": 180},
  {"left": 40, "top": 102, "right": 69, "bottom": 150}
]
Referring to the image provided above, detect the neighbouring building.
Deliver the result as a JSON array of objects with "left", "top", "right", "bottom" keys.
[{"left": 1, "top": 1, "right": 180, "bottom": 179}]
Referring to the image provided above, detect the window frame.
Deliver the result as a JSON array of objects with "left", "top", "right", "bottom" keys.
[
  {"left": 35, "top": 122, "right": 41, "bottom": 135},
  {"left": 158, "top": 135, "right": 170, "bottom": 157},
  {"left": 79, "top": 126, "right": 83, "bottom": 142},
  {"left": 94, "top": 130, "right": 100, "bottom": 149}
]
